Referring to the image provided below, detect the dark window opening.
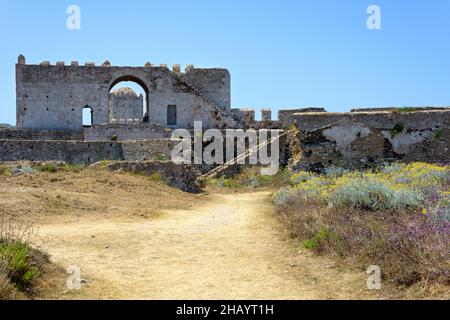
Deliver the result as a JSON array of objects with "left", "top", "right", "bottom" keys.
[{"left": 167, "top": 105, "right": 177, "bottom": 126}]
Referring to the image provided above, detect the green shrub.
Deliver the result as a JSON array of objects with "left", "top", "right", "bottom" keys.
[
  {"left": 391, "top": 123, "right": 405, "bottom": 138},
  {"left": 328, "top": 177, "right": 422, "bottom": 210},
  {"left": 154, "top": 154, "right": 169, "bottom": 161},
  {"left": 434, "top": 128, "right": 443, "bottom": 139},
  {"left": 324, "top": 166, "right": 348, "bottom": 179},
  {"left": 0, "top": 242, "right": 39, "bottom": 291},
  {"left": 290, "top": 171, "right": 316, "bottom": 185},
  {"left": 396, "top": 107, "right": 418, "bottom": 113},
  {"left": 222, "top": 179, "right": 238, "bottom": 188},
  {"left": 303, "top": 227, "right": 329, "bottom": 251},
  {"left": 0, "top": 164, "right": 13, "bottom": 176},
  {"left": 62, "top": 164, "right": 85, "bottom": 173},
  {"left": 111, "top": 134, "right": 118, "bottom": 141},
  {"left": 37, "top": 163, "right": 58, "bottom": 173},
  {"left": 149, "top": 172, "right": 163, "bottom": 182}
]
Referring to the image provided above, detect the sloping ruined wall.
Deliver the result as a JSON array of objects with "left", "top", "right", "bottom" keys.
[{"left": 288, "top": 110, "right": 450, "bottom": 172}]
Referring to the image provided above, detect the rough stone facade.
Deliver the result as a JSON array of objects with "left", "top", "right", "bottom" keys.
[
  {"left": 0, "top": 139, "right": 176, "bottom": 164},
  {"left": 108, "top": 87, "right": 144, "bottom": 122},
  {"left": 107, "top": 161, "right": 202, "bottom": 192},
  {"left": 16, "top": 57, "right": 234, "bottom": 130},
  {"left": 288, "top": 110, "right": 450, "bottom": 172},
  {"left": 84, "top": 123, "right": 171, "bottom": 141}
]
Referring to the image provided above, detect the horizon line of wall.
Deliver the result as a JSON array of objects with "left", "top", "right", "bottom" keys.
[
  {"left": 17, "top": 54, "right": 207, "bottom": 74},
  {"left": 233, "top": 106, "right": 450, "bottom": 123}
]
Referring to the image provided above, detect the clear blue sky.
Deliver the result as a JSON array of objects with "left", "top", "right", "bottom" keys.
[{"left": 1, "top": 0, "right": 450, "bottom": 124}]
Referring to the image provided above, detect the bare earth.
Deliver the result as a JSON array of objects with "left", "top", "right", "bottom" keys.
[
  {"left": 37, "top": 191, "right": 382, "bottom": 300},
  {"left": 1, "top": 169, "right": 391, "bottom": 299}
]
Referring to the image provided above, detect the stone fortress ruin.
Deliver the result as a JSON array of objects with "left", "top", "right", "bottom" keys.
[{"left": 0, "top": 55, "right": 449, "bottom": 183}]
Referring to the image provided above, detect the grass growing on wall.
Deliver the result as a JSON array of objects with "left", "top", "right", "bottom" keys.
[{"left": 273, "top": 163, "right": 450, "bottom": 287}]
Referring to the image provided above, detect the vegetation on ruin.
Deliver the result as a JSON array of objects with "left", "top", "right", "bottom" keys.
[
  {"left": 435, "top": 128, "right": 443, "bottom": 139},
  {"left": 395, "top": 107, "right": 418, "bottom": 113},
  {"left": 272, "top": 162, "right": 450, "bottom": 288},
  {"left": 391, "top": 123, "right": 405, "bottom": 138}
]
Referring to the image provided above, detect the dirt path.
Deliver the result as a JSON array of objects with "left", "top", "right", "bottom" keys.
[{"left": 38, "top": 191, "right": 379, "bottom": 300}]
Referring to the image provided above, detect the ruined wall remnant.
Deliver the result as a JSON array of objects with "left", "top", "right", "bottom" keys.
[
  {"left": 288, "top": 109, "right": 450, "bottom": 172},
  {"left": 16, "top": 56, "right": 234, "bottom": 130},
  {"left": 278, "top": 108, "right": 327, "bottom": 128},
  {"left": 0, "top": 139, "right": 176, "bottom": 164},
  {"left": 107, "top": 161, "right": 202, "bottom": 192},
  {"left": 0, "top": 128, "right": 84, "bottom": 141}
]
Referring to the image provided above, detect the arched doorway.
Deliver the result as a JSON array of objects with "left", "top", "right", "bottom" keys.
[{"left": 109, "top": 76, "right": 150, "bottom": 123}]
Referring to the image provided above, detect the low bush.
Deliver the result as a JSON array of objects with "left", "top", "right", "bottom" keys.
[
  {"left": 273, "top": 162, "right": 450, "bottom": 287},
  {"left": 207, "top": 166, "right": 291, "bottom": 190},
  {"left": 37, "top": 163, "right": 58, "bottom": 173},
  {"left": 0, "top": 164, "right": 13, "bottom": 176},
  {"left": 149, "top": 172, "right": 163, "bottom": 182},
  {"left": 0, "top": 214, "right": 48, "bottom": 298}
]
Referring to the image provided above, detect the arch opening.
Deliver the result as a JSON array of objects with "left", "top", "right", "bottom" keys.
[{"left": 108, "top": 76, "right": 150, "bottom": 123}]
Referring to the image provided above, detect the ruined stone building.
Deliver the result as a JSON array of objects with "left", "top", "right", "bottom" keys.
[{"left": 0, "top": 55, "right": 449, "bottom": 173}]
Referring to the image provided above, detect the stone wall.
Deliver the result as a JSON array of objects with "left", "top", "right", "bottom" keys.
[
  {"left": 182, "top": 68, "right": 231, "bottom": 112},
  {"left": 107, "top": 161, "right": 202, "bottom": 192},
  {"left": 121, "top": 140, "right": 177, "bottom": 161},
  {"left": 0, "top": 139, "right": 176, "bottom": 164},
  {"left": 108, "top": 91, "right": 143, "bottom": 122},
  {"left": 288, "top": 110, "right": 450, "bottom": 172},
  {"left": 84, "top": 123, "right": 171, "bottom": 141},
  {"left": 16, "top": 60, "right": 233, "bottom": 130},
  {"left": 0, "top": 140, "right": 122, "bottom": 163},
  {"left": 0, "top": 128, "right": 84, "bottom": 141},
  {"left": 278, "top": 108, "right": 326, "bottom": 127}
]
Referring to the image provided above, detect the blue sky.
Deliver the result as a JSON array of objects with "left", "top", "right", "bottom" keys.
[{"left": 1, "top": 0, "right": 450, "bottom": 124}]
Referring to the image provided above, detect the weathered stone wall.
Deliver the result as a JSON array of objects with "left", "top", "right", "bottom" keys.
[
  {"left": 289, "top": 110, "right": 449, "bottom": 132},
  {"left": 278, "top": 108, "right": 326, "bottom": 127},
  {"left": 121, "top": 140, "right": 177, "bottom": 161},
  {"left": 107, "top": 161, "right": 202, "bottom": 192},
  {"left": 0, "top": 140, "right": 122, "bottom": 163},
  {"left": 84, "top": 123, "right": 171, "bottom": 141},
  {"left": 108, "top": 92, "right": 143, "bottom": 122},
  {"left": 0, "top": 139, "right": 176, "bottom": 164},
  {"left": 182, "top": 68, "right": 231, "bottom": 111},
  {"left": 16, "top": 61, "right": 233, "bottom": 130},
  {"left": 289, "top": 110, "right": 450, "bottom": 172},
  {"left": 0, "top": 128, "right": 84, "bottom": 141}
]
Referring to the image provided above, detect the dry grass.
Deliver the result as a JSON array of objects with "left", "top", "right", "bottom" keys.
[{"left": 0, "top": 163, "right": 201, "bottom": 225}]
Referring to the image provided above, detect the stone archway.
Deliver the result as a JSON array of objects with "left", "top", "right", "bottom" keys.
[{"left": 108, "top": 75, "right": 150, "bottom": 123}]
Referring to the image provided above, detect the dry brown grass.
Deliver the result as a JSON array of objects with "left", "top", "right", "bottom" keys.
[{"left": 0, "top": 164, "right": 201, "bottom": 225}]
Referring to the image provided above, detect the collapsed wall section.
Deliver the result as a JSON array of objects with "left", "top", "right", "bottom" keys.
[{"left": 288, "top": 110, "right": 450, "bottom": 172}]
